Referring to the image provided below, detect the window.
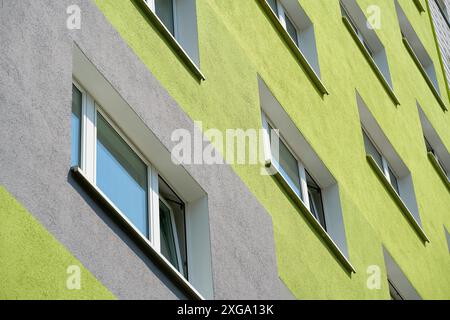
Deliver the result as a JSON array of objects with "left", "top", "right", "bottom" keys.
[
  {"left": 357, "top": 92, "right": 429, "bottom": 242},
  {"left": 71, "top": 85, "right": 82, "bottom": 167},
  {"left": 417, "top": 103, "right": 450, "bottom": 180},
  {"left": 143, "top": 0, "right": 200, "bottom": 67},
  {"left": 362, "top": 129, "right": 401, "bottom": 196},
  {"left": 96, "top": 112, "right": 150, "bottom": 237},
  {"left": 425, "top": 136, "right": 448, "bottom": 176},
  {"left": 154, "top": 0, "right": 175, "bottom": 35},
  {"left": 72, "top": 46, "right": 213, "bottom": 299},
  {"left": 268, "top": 122, "right": 302, "bottom": 198},
  {"left": 141, "top": 0, "right": 203, "bottom": 80},
  {"left": 395, "top": 0, "right": 446, "bottom": 110},
  {"left": 263, "top": 0, "right": 322, "bottom": 79},
  {"left": 341, "top": 2, "right": 374, "bottom": 57},
  {"left": 269, "top": 0, "right": 300, "bottom": 47},
  {"left": 383, "top": 248, "right": 422, "bottom": 300},
  {"left": 263, "top": 114, "right": 326, "bottom": 230},
  {"left": 71, "top": 83, "right": 188, "bottom": 277},
  {"left": 305, "top": 170, "right": 326, "bottom": 229},
  {"left": 258, "top": 77, "right": 353, "bottom": 272},
  {"left": 436, "top": 0, "right": 450, "bottom": 25},
  {"left": 340, "top": 0, "right": 394, "bottom": 92}
]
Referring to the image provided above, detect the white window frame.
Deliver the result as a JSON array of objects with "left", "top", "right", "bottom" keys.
[
  {"left": 362, "top": 127, "right": 400, "bottom": 195},
  {"left": 273, "top": 0, "right": 301, "bottom": 47},
  {"left": 425, "top": 136, "right": 449, "bottom": 177},
  {"left": 258, "top": 76, "right": 352, "bottom": 271},
  {"left": 264, "top": 0, "right": 322, "bottom": 80},
  {"left": 72, "top": 80, "right": 186, "bottom": 277},
  {"left": 395, "top": 0, "right": 442, "bottom": 99},
  {"left": 159, "top": 196, "right": 183, "bottom": 271},
  {"left": 417, "top": 103, "right": 450, "bottom": 180},
  {"left": 340, "top": 2, "right": 374, "bottom": 57},
  {"left": 262, "top": 112, "right": 325, "bottom": 225},
  {"left": 145, "top": 0, "right": 179, "bottom": 39},
  {"left": 357, "top": 92, "right": 429, "bottom": 243}
]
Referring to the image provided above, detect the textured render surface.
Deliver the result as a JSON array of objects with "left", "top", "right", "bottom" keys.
[
  {"left": 429, "top": 0, "right": 450, "bottom": 95},
  {"left": 95, "top": 0, "right": 450, "bottom": 299},
  {"left": 0, "top": 186, "right": 115, "bottom": 300},
  {"left": 0, "top": 0, "right": 291, "bottom": 299}
]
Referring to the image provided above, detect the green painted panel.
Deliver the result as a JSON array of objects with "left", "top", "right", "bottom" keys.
[
  {"left": 0, "top": 187, "right": 115, "bottom": 300},
  {"left": 94, "top": 0, "right": 450, "bottom": 299}
]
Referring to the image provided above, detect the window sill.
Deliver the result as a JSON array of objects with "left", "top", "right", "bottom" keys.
[
  {"left": 342, "top": 17, "right": 400, "bottom": 106},
  {"left": 137, "top": 0, "right": 206, "bottom": 81},
  {"left": 427, "top": 152, "right": 450, "bottom": 192},
  {"left": 413, "top": 0, "right": 425, "bottom": 13},
  {"left": 267, "top": 162, "right": 356, "bottom": 274},
  {"left": 259, "top": 0, "right": 328, "bottom": 96},
  {"left": 366, "top": 155, "right": 430, "bottom": 243},
  {"left": 402, "top": 37, "right": 448, "bottom": 112},
  {"left": 70, "top": 166, "right": 205, "bottom": 300}
]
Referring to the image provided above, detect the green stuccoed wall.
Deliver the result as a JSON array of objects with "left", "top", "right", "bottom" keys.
[
  {"left": 0, "top": 187, "right": 115, "bottom": 299},
  {"left": 94, "top": 0, "right": 450, "bottom": 299}
]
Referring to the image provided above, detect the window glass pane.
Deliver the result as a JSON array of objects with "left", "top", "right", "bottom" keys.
[
  {"left": 159, "top": 177, "right": 187, "bottom": 277},
  {"left": 268, "top": 124, "right": 302, "bottom": 198},
  {"left": 425, "top": 137, "right": 448, "bottom": 176},
  {"left": 160, "top": 199, "right": 180, "bottom": 271},
  {"left": 267, "top": 0, "right": 278, "bottom": 15},
  {"left": 155, "top": 0, "right": 175, "bottom": 35},
  {"left": 71, "top": 85, "right": 82, "bottom": 167},
  {"left": 362, "top": 130, "right": 383, "bottom": 169},
  {"left": 306, "top": 170, "right": 326, "bottom": 229},
  {"left": 284, "top": 14, "right": 299, "bottom": 46},
  {"left": 388, "top": 166, "right": 400, "bottom": 195},
  {"left": 96, "top": 113, "right": 149, "bottom": 237}
]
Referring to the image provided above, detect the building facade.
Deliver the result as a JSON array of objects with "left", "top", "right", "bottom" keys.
[
  {"left": 430, "top": 0, "right": 450, "bottom": 95},
  {"left": 0, "top": 0, "right": 449, "bottom": 299}
]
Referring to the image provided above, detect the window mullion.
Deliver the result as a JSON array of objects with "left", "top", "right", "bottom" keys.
[
  {"left": 298, "top": 162, "right": 310, "bottom": 209},
  {"left": 381, "top": 157, "right": 391, "bottom": 183},
  {"left": 261, "top": 113, "right": 272, "bottom": 166},
  {"left": 277, "top": 2, "right": 287, "bottom": 29},
  {"left": 81, "top": 92, "right": 96, "bottom": 183},
  {"left": 149, "top": 166, "right": 161, "bottom": 252},
  {"left": 145, "top": 0, "right": 155, "bottom": 12}
]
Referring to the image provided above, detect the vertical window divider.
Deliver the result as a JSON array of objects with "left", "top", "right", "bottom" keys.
[
  {"left": 381, "top": 157, "right": 391, "bottom": 184},
  {"left": 261, "top": 112, "right": 273, "bottom": 166},
  {"left": 146, "top": 0, "right": 155, "bottom": 12},
  {"left": 276, "top": 2, "right": 287, "bottom": 29},
  {"left": 81, "top": 87, "right": 96, "bottom": 183},
  {"left": 298, "top": 163, "right": 310, "bottom": 209},
  {"left": 149, "top": 167, "right": 161, "bottom": 251}
]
